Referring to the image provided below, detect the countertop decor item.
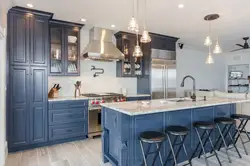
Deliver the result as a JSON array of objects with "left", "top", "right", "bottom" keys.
[
  {"left": 74, "top": 81, "right": 81, "bottom": 97},
  {"left": 48, "top": 84, "right": 61, "bottom": 98}
]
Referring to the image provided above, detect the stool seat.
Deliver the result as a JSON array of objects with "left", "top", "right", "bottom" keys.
[
  {"left": 139, "top": 131, "right": 166, "bottom": 143},
  {"left": 215, "top": 117, "right": 236, "bottom": 125},
  {"left": 193, "top": 121, "right": 216, "bottom": 130},
  {"left": 231, "top": 114, "right": 250, "bottom": 120},
  {"left": 166, "top": 126, "right": 189, "bottom": 136}
]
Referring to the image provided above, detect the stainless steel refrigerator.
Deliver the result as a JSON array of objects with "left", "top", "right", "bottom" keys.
[{"left": 151, "top": 49, "right": 177, "bottom": 99}]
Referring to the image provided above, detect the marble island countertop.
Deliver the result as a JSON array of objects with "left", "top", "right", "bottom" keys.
[
  {"left": 101, "top": 97, "right": 250, "bottom": 116},
  {"left": 48, "top": 96, "right": 89, "bottom": 102}
]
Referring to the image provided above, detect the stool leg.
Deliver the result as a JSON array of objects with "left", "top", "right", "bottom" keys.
[
  {"left": 235, "top": 124, "right": 248, "bottom": 155},
  {"left": 140, "top": 141, "right": 148, "bottom": 166},
  {"left": 190, "top": 129, "right": 206, "bottom": 160},
  {"left": 164, "top": 136, "right": 178, "bottom": 166},
  {"left": 152, "top": 142, "right": 163, "bottom": 166},
  {"left": 195, "top": 128, "right": 209, "bottom": 166},
  {"left": 180, "top": 135, "right": 193, "bottom": 166},
  {"left": 156, "top": 143, "right": 164, "bottom": 166},
  {"left": 198, "top": 130, "right": 212, "bottom": 158},
  {"left": 218, "top": 124, "right": 233, "bottom": 152},
  {"left": 213, "top": 125, "right": 227, "bottom": 152},
  {"left": 206, "top": 130, "right": 222, "bottom": 166},
  {"left": 167, "top": 134, "right": 178, "bottom": 166},
  {"left": 227, "top": 126, "right": 242, "bottom": 158},
  {"left": 216, "top": 124, "right": 232, "bottom": 163}
]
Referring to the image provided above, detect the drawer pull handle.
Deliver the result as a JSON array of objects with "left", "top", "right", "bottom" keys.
[{"left": 66, "top": 129, "right": 73, "bottom": 132}]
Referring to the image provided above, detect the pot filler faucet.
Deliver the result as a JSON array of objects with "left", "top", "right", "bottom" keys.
[{"left": 180, "top": 75, "right": 196, "bottom": 101}]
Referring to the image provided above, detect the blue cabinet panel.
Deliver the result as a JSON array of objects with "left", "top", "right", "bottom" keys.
[
  {"left": 126, "top": 96, "right": 151, "bottom": 101},
  {"left": 30, "top": 16, "right": 49, "bottom": 66},
  {"left": 49, "top": 122, "right": 88, "bottom": 141},
  {"left": 49, "top": 108, "right": 88, "bottom": 125},
  {"left": 30, "top": 67, "right": 48, "bottom": 144},
  {"left": 9, "top": 13, "right": 30, "bottom": 65},
  {"left": 9, "top": 66, "right": 30, "bottom": 147},
  {"left": 49, "top": 100, "right": 88, "bottom": 110}
]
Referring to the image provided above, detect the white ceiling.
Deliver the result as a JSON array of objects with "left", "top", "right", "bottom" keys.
[{"left": 13, "top": 0, "right": 250, "bottom": 52}]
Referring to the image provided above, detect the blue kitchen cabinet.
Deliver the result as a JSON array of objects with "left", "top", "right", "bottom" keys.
[
  {"left": 126, "top": 96, "right": 151, "bottom": 101},
  {"left": 29, "top": 67, "right": 48, "bottom": 144},
  {"left": 9, "top": 66, "right": 30, "bottom": 147},
  {"left": 48, "top": 100, "right": 89, "bottom": 141}
]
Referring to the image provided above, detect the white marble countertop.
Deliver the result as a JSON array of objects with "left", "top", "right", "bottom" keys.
[
  {"left": 101, "top": 97, "right": 250, "bottom": 116},
  {"left": 48, "top": 96, "right": 89, "bottom": 102},
  {"left": 125, "top": 94, "right": 151, "bottom": 97}
]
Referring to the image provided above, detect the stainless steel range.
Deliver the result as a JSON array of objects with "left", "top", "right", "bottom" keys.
[{"left": 81, "top": 93, "right": 126, "bottom": 138}]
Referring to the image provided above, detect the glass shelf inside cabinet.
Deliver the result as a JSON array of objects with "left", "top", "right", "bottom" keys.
[
  {"left": 67, "top": 28, "right": 79, "bottom": 73},
  {"left": 123, "top": 39, "right": 132, "bottom": 75},
  {"left": 50, "top": 28, "right": 63, "bottom": 74},
  {"left": 135, "top": 57, "right": 142, "bottom": 76}
]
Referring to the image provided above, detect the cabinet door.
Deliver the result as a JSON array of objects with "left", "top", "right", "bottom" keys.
[
  {"left": 9, "top": 13, "right": 30, "bottom": 65},
  {"left": 65, "top": 27, "right": 80, "bottom": 75},
  {"left": 30, "top": 16, "right": 49, "bottom": 66},
  {"left": 50, "top": 25, "right": 65, "bottom": 75},
  {"left": 30, "top": 67, "right": 48, "bottom": 144},
  {"left": 9, "top": 66, "right": 30, "bottom": 147}
]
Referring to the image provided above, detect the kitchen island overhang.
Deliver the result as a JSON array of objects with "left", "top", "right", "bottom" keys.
[{"left": 101, "top": 97, "right": 250, "bottom": 166}]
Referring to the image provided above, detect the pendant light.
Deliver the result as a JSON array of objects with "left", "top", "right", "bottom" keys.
[
  {"left": 204, "top": 21, "right": 212, "bottom": 46},
  {"left": 133, "top": 32, "right": 143, "bottom": 57},
  {"left": 206, "top": 45, "right": 214, "bottom": 64},
  {"left": 140, "top": 0, "right": 151, "bottom": 43},
  {"left": 128, "top": 0, "right": 139, "bottom": 32},
  {"left": 213, "top": 37, "right": 222, "bottom": 54}
]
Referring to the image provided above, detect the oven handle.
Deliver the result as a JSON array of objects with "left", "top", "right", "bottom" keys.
[{"left": 88, "top": 106, "right": 102, "bottom": 111}]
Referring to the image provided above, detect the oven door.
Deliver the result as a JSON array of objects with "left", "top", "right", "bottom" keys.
[{"left": 88, "top": 107, "right": 102, "bottom": 138}]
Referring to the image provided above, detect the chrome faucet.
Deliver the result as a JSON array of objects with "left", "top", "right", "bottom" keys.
[{"left": 181, "top": 75, "right": 196, "bottom": 101}]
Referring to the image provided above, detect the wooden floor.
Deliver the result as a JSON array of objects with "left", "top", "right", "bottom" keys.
[{"left": 5, "top": 137, "right": 250, "bottom": 166}]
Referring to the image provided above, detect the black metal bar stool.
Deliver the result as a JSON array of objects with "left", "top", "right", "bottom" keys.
[
  {"left": 213, "top": 117, "right": 242, "bottom": 163},
  {"left": 139, "top": 131, "right": 166, "bottom": 166},
  {"left": 164, "top": 125, "right": 192, "bottom": 166},
  {"left": 231, "top": 114, "right": 250, "bottom": 155},
  {"left": 190, "top": 121, "right": 222, "bottom": 166}
]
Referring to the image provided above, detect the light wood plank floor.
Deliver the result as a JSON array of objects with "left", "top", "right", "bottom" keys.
[{"left": 5, "top": 137, "right": 250, "bottom": 166}]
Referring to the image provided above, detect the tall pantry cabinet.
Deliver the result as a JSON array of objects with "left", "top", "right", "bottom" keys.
[{"left": 7, "top": 7, "right": 53, "bottom": 151}]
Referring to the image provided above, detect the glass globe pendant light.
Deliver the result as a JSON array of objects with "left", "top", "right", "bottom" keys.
[
  {"left": 140, "top": 0, "right": 151, "bottom": 43},
  {"left": 213, "top": 37, "right": 222, "bottom": 54},
  {"left": 204, "top": 21, "right": 212, "bottom": 46},
  {"left": 133, "top": 32, "right": 143, "bottom": 57},
  {"left": 206, "top": 46, "right": 214, "bottom": 64},
  {"left": 128, "top": 0, "right": 139, "bottom": 32}
]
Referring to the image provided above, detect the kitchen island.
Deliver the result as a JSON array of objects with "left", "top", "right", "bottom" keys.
[{"left": 101, "top": 97, "right": 250, "bottom": 166}]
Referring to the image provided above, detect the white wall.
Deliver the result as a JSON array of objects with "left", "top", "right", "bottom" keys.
[
  {"left": 176, "top": 47, "right": 226, "bottom": 96},
  {"left": 48, "top": 28, "right": 137, "bottom": 96},
  {"left": 0, "top": 0, "right": 12, "bottom": 165}
]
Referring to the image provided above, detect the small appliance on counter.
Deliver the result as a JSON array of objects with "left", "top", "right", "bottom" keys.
[
  {"left": 74, "top": 81, "right": 81, "bottom": 97},
  {"left": 48, "top": 84, "right": 61, "bottom": 98}
]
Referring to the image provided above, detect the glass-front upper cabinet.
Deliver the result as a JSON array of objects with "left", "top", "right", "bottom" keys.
[
  {"left": 49, "top": 20, "right": 83, "bottom": 76},
  {"left": 50, "top": 26, "right": 64, "bottom": 75},
  {"left": 66, "top": 27, "right": 80, "bottom": 75}
]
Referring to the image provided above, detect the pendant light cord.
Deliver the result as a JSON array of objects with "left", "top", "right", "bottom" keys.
[{"left": 144, "top": 0, "right": 146, "bottom": 29}]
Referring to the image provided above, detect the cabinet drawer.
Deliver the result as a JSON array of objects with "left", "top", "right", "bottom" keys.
[
  {"left": 49, "top": 123, "right": 87, "bottom": 141},
  {"left": 49, "top": 100, "right": 88, "bottom": 110},
  {"left": 49, "top": 108, "right": 88, "bottom": 125}
]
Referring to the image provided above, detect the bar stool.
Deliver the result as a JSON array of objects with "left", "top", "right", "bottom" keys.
[
  {"left": 213, "top": 117, "right": 241, "bottom": 163},
  {"left": 139, "top": 131, "right": 166, "bottom": 166},
  {"left": 231, "top": 114, "right": 250, "bottom": 155},
  {"left": 190, "top": 121, "right": 222, "bottom": 166},
  {"left": 164, "top": 125, "right": 192, "bottom": 166}
]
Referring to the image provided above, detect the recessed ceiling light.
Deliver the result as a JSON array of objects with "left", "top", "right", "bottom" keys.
[
  {"left": 111, "top": 24, "right": 116, "bottom": 28},
  {"left": 178, "top": 4, "right": 184, "bottom": 8},
  {"left": 80, "top": 18, "right": 87, "bottom": 22},
  {"left": 27, "top": 4, "right": 34, "bottom": 8}
]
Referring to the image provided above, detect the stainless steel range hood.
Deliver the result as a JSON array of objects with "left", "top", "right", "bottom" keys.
[{"left": 82, "top": 27, "right": 124, "bottom": 61}]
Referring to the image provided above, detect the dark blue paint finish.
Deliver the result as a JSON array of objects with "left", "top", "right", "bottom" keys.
[
  {"left": 126, "top": 96, "right": 151, "bottom": 102},
  {"left": 102, "top": 103, "right": 237, "bottom": 166}
]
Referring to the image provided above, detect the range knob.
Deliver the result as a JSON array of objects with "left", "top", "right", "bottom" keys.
[
  {"left": 101, "top": 100, "right": 105, "bottom": 103},
  {"left": 95, "top": 101, "right": 100, "bottom": 105},
  {"left": 91, "top": 101, "right": 95, "bottom": 105}
]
